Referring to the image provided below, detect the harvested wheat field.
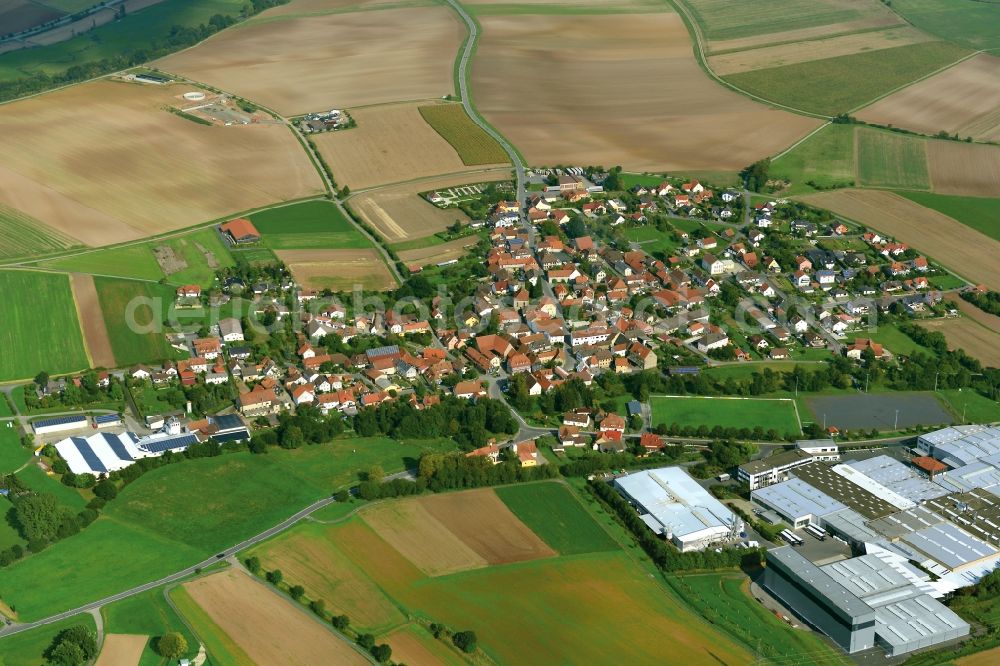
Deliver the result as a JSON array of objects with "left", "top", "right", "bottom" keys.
[
  {"left": 94, "top": 634, "right": 148, "bottom": 666},
  {"left": 858, "top": 54, "right": 1000, "bottom": 142},
  {"left": 922, "top": 317, "right": 1000, "bottom": 367},
  {"left": 472, "top": 13, "right": 820, "bottom": 171},
  {"left": 361, "top": 489, "right": 555, "bottom": 576},
  {"left": 0, "top": 80, "right": 321, "bottom": 246},
  {"left": 709, "top": 26, "right": 933, "bottom": 75},
  {"left": 156, "top": 7, "right": 461, "bottom": 115},
  {"left": 801, "top": 189, "right": 1000, "bottom": 289},
  {"left": 276, "top": 249, "right": 397, "bottom": 291},
  {"left": 183, "top": 569, "right": 367, "bottom": 666},
  {"left": 69, "top": 273, "right": 116, "bottom": 369},
  {"left": 927, "top": 141, "right": 1000, "bottom": 197},
  {"left": 349, "top": 171, "right": 509, "bottom": 242},
  {"left": 383, "top": 625, "right": 462, "bottom": 666},
  {"left": 313, "top": 103, "right": 504, "bottom": 189},
  {"left": 398, "top": 236, "right": 480, "bottom": 267}
]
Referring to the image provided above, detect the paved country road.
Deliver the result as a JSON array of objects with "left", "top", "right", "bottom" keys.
[{"left": 0, "top": 497, "right": 339, "bottom": 638}]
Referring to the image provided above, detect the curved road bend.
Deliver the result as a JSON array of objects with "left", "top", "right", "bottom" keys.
[{"left": 0, "top": 497, "right": 339, "bottom": 638}]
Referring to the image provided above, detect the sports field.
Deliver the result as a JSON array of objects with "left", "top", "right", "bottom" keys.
[
  {"left": 276, "top": 249, "right": 398, "bottom": 291},
  {"left": 0, "top": 80, "right": 322, "bottom": 247},
  {"left": 93, "top": 277, "right": 179, "bottom": 367},
  {"left": 0, "top": 438, "right": 457, "bottom": 621},
  {"left": 418, "top": 104, "right": 510, "bottom": 165},
  {"left": 801, "top": 189, "right": 1000, "bottom": 290},
  {"left": 857, "top": 54, "right": 1000, "bottom": 142},
  {"left": 180, "top": 569, "right": 368, "bottom": 665},
  {"left": 896, "top": 192, "right": 1000, "bottom": 243},
  {"left": 0, "top": 204, "right": 79, "bottom": 261},
  {"left": 651, "top": 395, "right": 801, "bottom": 435},
  {"left": 250, "top": 200, "right": 372, "bottom": 249},
  {"left": 724, "top": 42, "right": 970, "bottom": 116},
  {"left": 806, "top": 393, "right": 953, "bottom": 430},
  {"left": 856, "top": 128, "right": 930, "bottom": 189},
  {"left": 494, "top": 482, "right": 619, "bottom": 555},
  {"left": 0, "top": 270, "right": 89, "bottom": 382},
  {"left": 156, "top": 5, "right": 462, "bottom": 114},
  {"left": 471, "top": 12, "right": 819, "bottom": 172},
  {"left": 938, "top": 389, "right": 1000, "bottom": 425}
]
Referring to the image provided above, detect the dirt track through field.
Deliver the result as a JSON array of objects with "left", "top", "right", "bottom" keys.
[
  {"left": 472, "top": 13, "right": 820, "bottom": 171},
  {"left": 156, "top": 6, "right": 462, "bottom": 115},
  {"left": 800, "top": 189, "right": 1000, "bottom": 290},
  {"left": 94, "top": 634, "right": 148, "bottom": 666},
  {"left": 858, "top": 54, "right": 1000, "bottom": 142},
  {"left": 69, "top": 273, "right": 116, "bottom": 369},
  {"left": 183, "top": 569, "right": 368, "bottom": 665}
]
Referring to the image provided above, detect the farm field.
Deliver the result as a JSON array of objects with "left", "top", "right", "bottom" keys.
[
  {"left": 152, "top": 229, "right": 235, "bottom": 287},
  {"left": 857, "top": 54, "right": 1000, "bottom": 142},
  {"left": 180, "top": 569, "right": 368, "bottom": 665},
  {"left": 890, "top": 0, "right": 1000, "bottom": 50},
  {"left": 856, "top": 127, "right": 930, "bottom": 189},
  {"left": 155, "top": 5, "right": 462, "bottom": 115},
  {"left": 94, "top": 634, "right": 148, "bottom": 666},
  {"left": 0, "top": 80, "right": 322, "bottom": 247},
  {"left": 361, "top": 489, "right": 556, "bottom": 576},
  {"left": 0, "top": 270, "right": 89, "bottom": 382},
  {"left": 69, "top": 273, "right": 117, "bottom": 369},
  {"left": 312, "top": 103, "right": 493, "bottom": 190},
  {"left": 800, "top": 189, "right": 1000, "bottom": 290},
  {"left": 40, "top": 244, "right": 166, "bottom": 282},
  {"left": 471, "top": 12, "right": 819, "bottom": 172},
  {"left": 250, "top": 200, "right": 372, "bottom": 249},
  {"left": 168, "top": 584, "right": 256, "bottom": 666},
  {"left": 101, "top": 588, "right": 200, "bottom": 665},
  {"left": 418, "top": 103, "right": 510, "bottom": 165},
  {"left": 494, "top": 482, "right": 619, "bottom": 555},
  {"left": 0, "top": 614, "right": 97, "bottom": 666},
  {"left": 0, "top": 204, "right": 79, "bottom": 261},
  {"left": 926, "top": 141, "right": 1000, "bottom": 197},
  {"left": 0, "top": 438, "right": 457, "bottom": 620},
  {"left": 770, "top": 124, "right": 856, "bottom": 192},
  {"left": 896, "top": 192, "right": 1000, "bottom": 243},
  {"left": 0, "top": 0, "right": 62, "bottom": 34},
  {"left": 275, "top": 248, "right": 397, "bottom": 291},
  {"left": 723, "top": 42, "right": 970, "bottom": 116},
  {"left": 349, "top": 172, "right": 508, "bottom": 243},
  {"left": 397, "top": 235, "right": 480, "bottom": 267},
  {"left": 922, "top": 317, "right": 1000, "bottom": 368},
  {"left": 651, "top": 395, "right": 801, "bottom": 435},
  {"left": 93, "top": 277, "right": 180, "bottom": 367},
  {"left": 383, "top": 624, "right": 465, "bottom": 666}
]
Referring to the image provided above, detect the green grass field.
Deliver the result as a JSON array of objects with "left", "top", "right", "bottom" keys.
[
  {"left": 856, "top": 128, "right": 930, "bottom": 189},
  {"left": 16, "top": 463, "right": 88, "bottom": 511},
  {"left": 0, "top": 613, "right": 97, "bottom": 666},
  {"left": 622, "top": 225, "right": 681, "bottom": 255},
  {"left": 771, "top": 124, "right": 856, "bottom": 192},
  {"left": 0, "top": 427, "right": 29, "bottom": 475},
  {"left": 683, "top": 0, "right": 869, "bottom": 41},
  {"left": 651, "top": 395, "right": 801, "bottom": 434},
  {"left": 0, "top": 438, "right": 456, "bottom": 620},
  {"left": 155, "top": 229, "right": 235, "bottom": 287},
  {"left": 0, "top": 393, "right": 13, "bottom": 418},
  {"left": 938, "top": 389, "right": 1000, "bottom": 424},
  {"left": 929, "top": 274, "right": 968, "bottom": 290},
  {"left": 93, "top": 277, "right": 180, "bottom": 366},
  {"left": 251, "top": 200, "right": 372, "bottom": 249},
  {"left": 102, "top": 588, "right": 200, "bottom": 666},
  {"left": 418, "top": 104, "right": 510, "bottom": 166},
  {"left": 667, "top": 573, "right": 848, "bottom": 665},
  {"left": 169, "top": 585, "right": 254, "bottom": 666},
  {"left": 0, "top": 204, "right": 79, "bottom": 261},
  {"left": 0, "top": 270, "right": 89, "bottom": 382},
  {"left": 495, "top": 482, "right": 619, "bottom": 556},
  {"left": 891, "top": 0, "right": 1000, "bottom": 50},
  {"left": 896, "top": 191, "right": 1000, "bottom": 243},
  {"left": 39, "top": 244, "right": 166, "bottom": 282},
  {"left": 724, "top": 42, "right": 970, "bottom": 115},
  {"left": 848, "top": 323, "right": 931, "bottom": 357},
  {"left": 230, "top": 247, "right": 278, "bottom": 265}
]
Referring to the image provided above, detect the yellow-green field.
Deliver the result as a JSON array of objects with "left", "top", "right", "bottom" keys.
[
  {"left": 418, "top": 103, "right": 510, "bottom": 166},
  {"left": 856, "top": 127, "right": 930, "bottom": 189}
]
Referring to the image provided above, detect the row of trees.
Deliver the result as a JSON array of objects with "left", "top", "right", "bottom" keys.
[{"left": 962, "top": 290, "right": 1000, "bottom": 317}]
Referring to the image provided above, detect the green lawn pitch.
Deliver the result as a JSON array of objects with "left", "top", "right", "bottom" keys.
[{"left": 651, "top": 395, "right": 801, "bottom": 435}]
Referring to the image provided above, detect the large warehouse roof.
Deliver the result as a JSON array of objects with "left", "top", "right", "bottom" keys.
[
  {"left": 920, "top": 425, "right": 1000, "bottom": 467},
  {"left": 55, "top": 432, "right": 142, "bottom": 475},
  {"left": 847, "top": 456, "right": 948, "bottom": 503},
  {"left": 752, "top": 477, "right": 846, "bottom": 521},
  {"left": 901, "top": 522, "right": 998, "bottom": 571},
  {"left": 614, "top": 467, "right": 738, "bottom": 542}
]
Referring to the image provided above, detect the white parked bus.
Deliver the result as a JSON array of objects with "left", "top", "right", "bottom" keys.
[{"left": 804, "top": 524, "right": 827, "bottom": 541}]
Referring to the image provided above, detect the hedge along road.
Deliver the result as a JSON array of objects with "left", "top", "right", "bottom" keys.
[{"left": 0, "top": 497, "right": 339, "bottom": 638}]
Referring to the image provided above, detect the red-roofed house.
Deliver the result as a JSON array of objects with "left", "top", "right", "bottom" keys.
[{"left": 220, "top": 218, "right": 261, "bottom": 244}]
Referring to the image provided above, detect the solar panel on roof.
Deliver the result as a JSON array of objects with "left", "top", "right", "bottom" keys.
[
  {"left": 33, "top": 415, "right": 87, "bottom": 429},
  {"left": 212, "top": 430, "right": 250, "bottom": 443},
  {"left": 102, "top": 433, "right": 134, "bottom": 462},
  {"left": 94, "top": 414, "right": 121, "bottom": 424},
  {"left": 140, "top": 434, "right": 197, "bottom": 454},
  {"left": 74, "top": 438, "right": 108, "bottom": 474}
]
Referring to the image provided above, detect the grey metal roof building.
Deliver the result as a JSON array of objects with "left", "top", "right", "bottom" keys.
[
  {"left": 934, "top": 459, "right": 1000, "bottom": 494},
  {"left": 751, "top": 477, "right": 845, "bottom": 528},
  {"left": 847, "top": 455, "right": 948, "bottom": 502},
  {"left": 901, "top": 522, "right": 998, "bottom": 572},
  {"left": 918, "top": 425, "right": 1000, "bottom": 468},
  {"left": 764, "top": 547, "right": 969, "bottom": 657}
]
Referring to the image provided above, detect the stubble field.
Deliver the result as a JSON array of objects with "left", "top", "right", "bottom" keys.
[
  {"left": 93, "top": 634, "right": 148, "bottom": 666},
  {"left": 349, "top": 172, "right": 508, "bottom": 242},
  {"left": 155, "top": 6, "right": 461, "bottom": 114},
  {"left": 312, "top": 103, "right": 497, "bottom": 189},
  {"left": 927, "top": 141, "right": 1000, "bottom": 197},
  {"left": 181, "top": 569, "right": 368, "bottom": 665},
  {"left": 922, "top": 317, "right": 1000, "bottom": 368},
  {"left": 800, "top": 189, "right": 1000, "bottom": 290},
  {"left": 470, "top": 13, "right": 819, "bottom": 172},
  {"left": 0, "top": 80, "right": 322, "bottom": 247},
  {"left": 275, "top": 248, "right": 398, "bottom": 291},
  {"left": 857, "top": 54, "right": 1000, "bottom": 142}
]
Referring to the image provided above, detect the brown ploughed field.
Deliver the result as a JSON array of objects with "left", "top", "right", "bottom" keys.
[
  {"left": 275, "top": 249, "right": 398, "bottom": 291},
  {"left": 922, "top": 317, "right": 1000, "bottom": 367},
  {"left": 927, "top": 141, "right": 1000, "bottom": 197},
  {"left": 471, "top": 13, "right": 820, "bottom": 171},
  {"left": 69, "top": 273, "right": 117, "bottom": 369},
  {"left": 94, "top": 634, "right": 148, "bottom": 666}
]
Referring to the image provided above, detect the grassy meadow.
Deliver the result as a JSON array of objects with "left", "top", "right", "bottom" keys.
[
  {"left": 154, "top": 229, "right": 234, "bottom": 287},
  {"left": 0, "top": 614, "right": 97, "bottom": 666},
  {"left": 93, "top": 277, "right": 180, "bottom": 367},
  {"left": 418, "top": 104, "right": 509, "bottom": 165},
  {"left": 651, "top": 395, "right": 801, "bottom": 434},
  {"left": 494, "top": 482, "right": 618, "bottom": 556},
  {"left": 0, "top": 270, "right": 89, "bottom": 382},
  {"left": 251, "top": 200, "right": 372, "bottom": 249},
  {"left": 102, "top": 588, "right": 200, "bottom": 666},
  {"left": 770, "top": 124, "right": 855, "bottom": 192},
  {"left": 856, "top": 128, "right": 930, "bottom": 189},
  {"left": 891, "top": 0, "right": 1000, "bottom": 50},
  {"left": 0, "top": 426, "right": 30, "bottom": 475},
  {"left": 41, "top": 244, "right": 165, "bottom": 282}
]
